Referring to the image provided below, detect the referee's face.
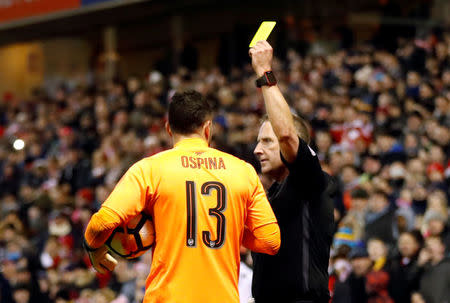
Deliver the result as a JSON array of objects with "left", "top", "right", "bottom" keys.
[{"left": 254, "top": 121, "right": 284, "bottom": 177}]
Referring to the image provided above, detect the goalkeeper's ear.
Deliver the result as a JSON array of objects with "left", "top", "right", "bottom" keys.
[{"left": 165, "top": 121, "right": 173, "bottom": 138}]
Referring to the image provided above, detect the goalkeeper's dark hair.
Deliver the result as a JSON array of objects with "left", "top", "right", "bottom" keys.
[{"left": 169, "top": 90, "right": 213, "bottom": 134}]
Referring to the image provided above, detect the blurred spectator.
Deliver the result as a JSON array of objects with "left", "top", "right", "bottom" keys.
[
  {"left": 0, "top": 272, "right": 14, "bottom": 303},
  {"left": 364, "top": 191, "right": 397, "bottom": 245},
  {"left": 418, "top": 236, "right": 450, "bottom": 303},
  {"left": 238, "top": 246, "right": 253, "bottom": 303},
  {"left": 388, "top": 230, "right": 423, "bottom": 303},
  {"left": 333, "top": 188, "right": 368, "bottom": 250},
  {"left": 366, "top": 238, "right": 393, "bottom": 303},
  {"left": 332, "top": 246, "right": 371, "bottom": 303},
  {"left": 410, "top": 292, "right": 426, "bottom": 303}
]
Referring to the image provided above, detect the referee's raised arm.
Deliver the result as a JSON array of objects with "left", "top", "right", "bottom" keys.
[
  {"left": 249, "top": 41, "right": 333, "bottom": 303},
  {"left": 249, "top": 41, "right": 299, "bottom": 164}
]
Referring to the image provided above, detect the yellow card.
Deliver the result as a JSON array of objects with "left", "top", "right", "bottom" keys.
[{"left": 249, "top": 21, "right": 276, "bottom": 47}]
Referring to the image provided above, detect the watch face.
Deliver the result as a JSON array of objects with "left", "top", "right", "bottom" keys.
[
  {"left": 265, "top": 72, "right": 276, "bottom": 85},
  {"left": 256, "top": 71, "right": 277, "bottom": 87}
]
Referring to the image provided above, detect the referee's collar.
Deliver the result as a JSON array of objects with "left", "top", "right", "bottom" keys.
[{"left": 174, "top": 137, "right": 209, "bottom": 149}]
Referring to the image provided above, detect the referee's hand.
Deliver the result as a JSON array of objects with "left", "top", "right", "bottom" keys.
[
  {"left": 84, "top": 241, "right": 117, "bottom": 274},
  {"left": 249, "top": 40, "right": 273, "bottom": 77}
]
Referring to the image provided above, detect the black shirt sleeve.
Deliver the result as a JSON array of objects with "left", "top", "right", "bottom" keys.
[{"left": 280, "top": 137, "right": 327, "bottom": 197}]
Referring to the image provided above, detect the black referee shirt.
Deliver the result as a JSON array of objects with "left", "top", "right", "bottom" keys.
[{"left": 251, "top": 138, "right": 334, "bottom": 303}]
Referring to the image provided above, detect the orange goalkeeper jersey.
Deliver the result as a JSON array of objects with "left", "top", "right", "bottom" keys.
[{"left": 85, "top": 137, "right": 279, "bottom": 303}]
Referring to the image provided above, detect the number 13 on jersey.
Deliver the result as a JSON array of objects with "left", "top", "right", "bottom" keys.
[{"left": 185, "top": 181, "right": 227, "bottom": 249}]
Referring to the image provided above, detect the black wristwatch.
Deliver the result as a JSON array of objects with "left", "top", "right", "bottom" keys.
[{"left": 255, "top": 71, "right": 277, "bottom": 88}]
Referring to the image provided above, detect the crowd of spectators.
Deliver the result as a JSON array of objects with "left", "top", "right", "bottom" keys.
[{"left": 0, "top": 25, "right": 449, "bottom": 303}]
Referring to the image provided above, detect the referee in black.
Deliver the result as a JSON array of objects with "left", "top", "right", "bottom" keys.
[{"left": 247, "top": 41, "right": 334, "bottom": 303}]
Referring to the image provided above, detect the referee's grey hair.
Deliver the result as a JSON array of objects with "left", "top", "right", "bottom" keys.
[{"left": 261, "top": 114, "right": 311, "bottom": 144}]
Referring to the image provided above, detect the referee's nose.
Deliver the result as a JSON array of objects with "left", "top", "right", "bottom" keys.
[{"left": 254, "top": 141, "right": 263, "bottom": 158}]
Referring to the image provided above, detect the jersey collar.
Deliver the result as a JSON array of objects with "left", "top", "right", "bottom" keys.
[{"left": 174, "top": 137, "right": 209, "bottom": 149}]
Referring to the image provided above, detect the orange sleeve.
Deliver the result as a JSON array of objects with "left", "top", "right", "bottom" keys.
[
  {"left": 242, "top": 223, "right": 280, "bottom": 255},
  {"left": 84, "top": 206, "right": 123, "bottom": 249},
  {"left": 245, "top": 163, "right": 278, "bottom": 231},
  {"left": 244, "top": 164, "right": 280, "bottom": 254},
  {"left": 84, "top": 161, "right": 151, "bottom": 249}
]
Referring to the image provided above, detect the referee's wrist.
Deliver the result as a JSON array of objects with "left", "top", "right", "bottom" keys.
[{"left": 256, "top": 69, "right": 269, "bottom": 77}]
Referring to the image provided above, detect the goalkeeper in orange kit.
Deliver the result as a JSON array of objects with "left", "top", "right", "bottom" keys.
[{"left": 84, "top": 90, "right": 280, "bottom": 303}]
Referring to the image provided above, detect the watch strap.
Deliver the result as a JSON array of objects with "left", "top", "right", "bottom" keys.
[{"left": 255, "top": 71, "right": 277, "bottom": 88}]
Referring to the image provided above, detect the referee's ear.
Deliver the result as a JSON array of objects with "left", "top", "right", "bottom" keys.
[{"left": 165, "top": 121, "right": 173, "bottom": 138}]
